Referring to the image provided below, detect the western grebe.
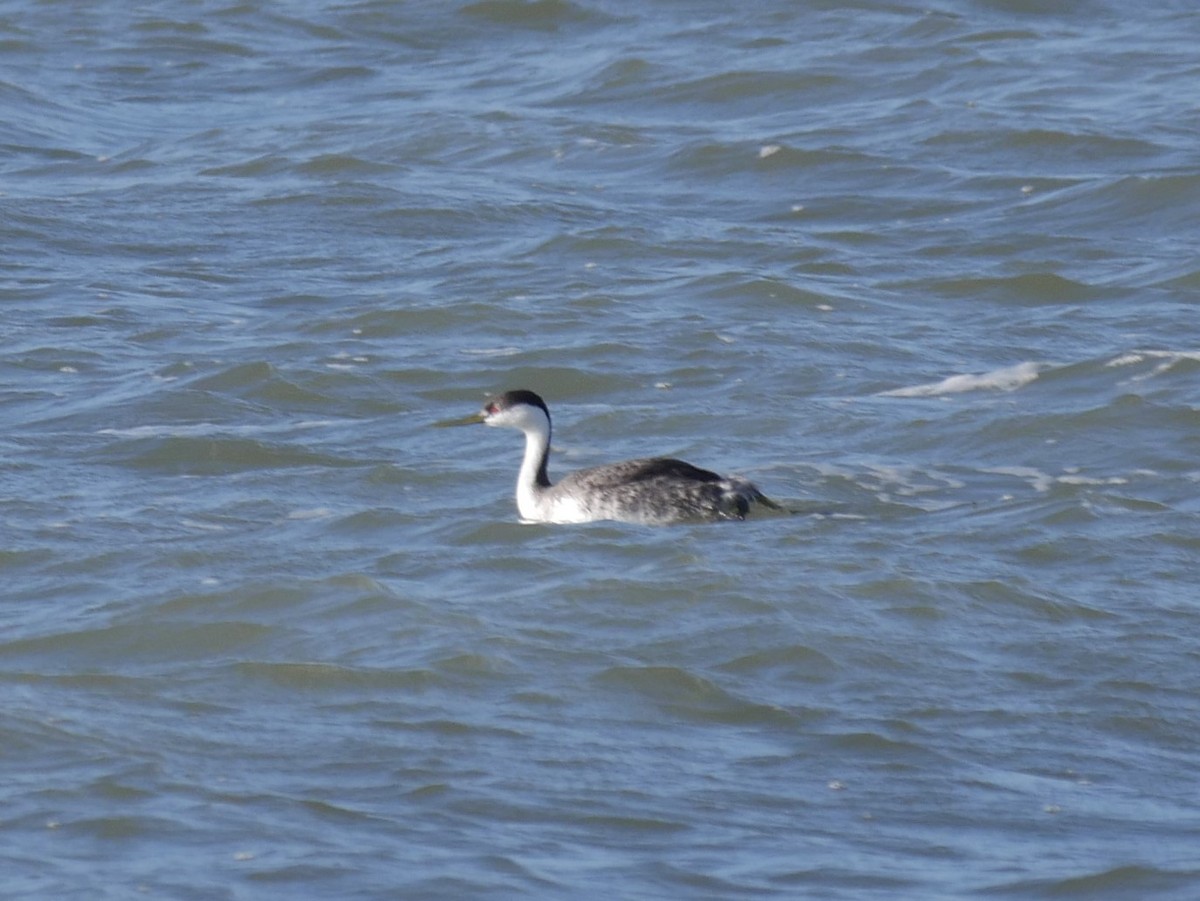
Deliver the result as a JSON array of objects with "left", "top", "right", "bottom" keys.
[{"left": 443, "top": 389, "right": 779, "bottom": 525}]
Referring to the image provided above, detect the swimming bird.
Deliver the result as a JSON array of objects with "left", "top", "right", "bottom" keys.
[{"left": 443, "top": 389, "right": 778, "bottom": 525}]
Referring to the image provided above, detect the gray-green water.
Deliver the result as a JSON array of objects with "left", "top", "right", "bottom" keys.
[{"left": 4, "top": 2, "right": 1199, "bottom": 898}]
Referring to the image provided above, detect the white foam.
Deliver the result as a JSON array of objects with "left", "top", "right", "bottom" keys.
[
  {"left": 881, "top": 362, "right": 1040, "bottom": 397},
  {"left": 986, "top": 466, "right": 1055, "bottom": 493},
  {"left": 286, "top": 507, "right": 334, "bottom": 521},
  {"left": 99, "top": 423, "right": 229, "bottom": 439},
  {"left": 460, "top": 346, "right": 520, "bottom": 357},
  {"left": 1105, "top": 349, "right": 1200, "bottom": 381},
  {"left": 1106, "top": 353, "right": 1145, "bottom": 367},
  {"left": 986, "top": 466, "right": 1131, "bottom": 493},
  {"left": 180, "top": 518, "right": 226, "bottom": 532},
  {"left": 864, "top": 464, "right": 965, "bottom": 494},
  {"left": 1058, "top": 475, "right": 1128, "bottom": 486},
  {"left": 1107, "top": 349, "right": 1200, "bottom": 366}
]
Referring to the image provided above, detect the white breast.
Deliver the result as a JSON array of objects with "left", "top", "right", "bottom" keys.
[{"left": 516, "top": 484, "right": 591, "bottom": 523}]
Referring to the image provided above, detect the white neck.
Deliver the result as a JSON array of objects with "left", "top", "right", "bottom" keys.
[{"left": 514, "top": 415, "right": 552, "bottom": 520}]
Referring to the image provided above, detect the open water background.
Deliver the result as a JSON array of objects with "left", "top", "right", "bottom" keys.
[{"left": 3, "top": 1, "right": 1199, "bottom": 898}]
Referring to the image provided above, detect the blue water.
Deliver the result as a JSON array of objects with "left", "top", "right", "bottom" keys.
[{"left": 3, "top": 1, "right": 1199, "bottom": 898}]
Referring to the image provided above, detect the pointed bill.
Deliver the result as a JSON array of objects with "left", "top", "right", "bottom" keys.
[{"left": 433, "top": 411, "right": 486, "bottom": 428}]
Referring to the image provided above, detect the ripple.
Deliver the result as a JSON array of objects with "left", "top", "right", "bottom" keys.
[
  {"left": 881, "top": 361, "right": 1041, "bottom": 397},
  {"left": 4, "top": 2, "right": 1199, "bottom": 898},
  {"left": 595, "top": 665, "right": 798, "bottom": 726},
  {"left": 96, "top": 433, "right": 344, "bottom": 474},
  {"left": 982, "top": 864, "right": 1200, "bottom": 898}
]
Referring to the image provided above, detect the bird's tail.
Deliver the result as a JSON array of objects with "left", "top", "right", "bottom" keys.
[{"left": 752, "top": 489, "right": 784, "bottom": 511}]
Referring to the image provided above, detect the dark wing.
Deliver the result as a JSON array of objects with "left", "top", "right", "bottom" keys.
[
  {"left": 620, "top": 457, "right": 724, "bottom": 484},
  {"left": 560, "top": 457, "right": 724, "bottom": 490}
]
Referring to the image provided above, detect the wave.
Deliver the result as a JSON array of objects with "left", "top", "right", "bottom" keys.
[{"left": 880, "top": 362, "right": 1041, "bottom": 397}]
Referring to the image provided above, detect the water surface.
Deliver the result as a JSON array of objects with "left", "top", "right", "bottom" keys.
[{"left": 3, "top": 1, "right": 1199, "bottom": 898}]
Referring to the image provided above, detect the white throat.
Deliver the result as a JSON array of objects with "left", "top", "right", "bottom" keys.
[
  {"left": 515, "top": 421, "right": 551, "bottom": 519},
  {"left": 485, "top": 403, "right": 552, "bottom": 520}
]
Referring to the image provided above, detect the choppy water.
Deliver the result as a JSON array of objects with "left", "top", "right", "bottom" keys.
[{"left": 4, "top": 1, "right": 1199, "bottom": 898}]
